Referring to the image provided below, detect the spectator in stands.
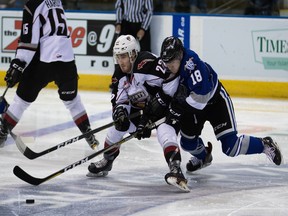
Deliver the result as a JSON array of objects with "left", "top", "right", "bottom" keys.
[
  {"left": 174, "top": 0, "right": 207, "bottom": 13},
  {"left": 244, "top": 0, "right": 279, "bottom": 15},
  {"left": 174, "top": 0, "right": 190, "bottom": 12},
  {"left": 11, "top": 0, "right": 25, "bottom": 8},
  {"left": 154, "top": 0, "right": 164, "bottom": 12},
  {"left": 191, "top": 0, "right": 207, "bottom": 13}
]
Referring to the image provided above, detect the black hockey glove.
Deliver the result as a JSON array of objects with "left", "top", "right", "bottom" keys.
[
  {"left": 113, "top": 105, "right": 130, "bottom": 131},
  {"left": 149, "top": 91, "right": 171, "bottom": 120},
  {"left": 135, "top": 91, "right": 171, "bottom": 140},
  {"left": 5, "top": 59, "right": 26, "bottom": 88},
  {"left": 165, "top": 83, "right": 190, "bottom": 126},
  {"left": 165, "top": 100, "right": 183, "bottom": 130},
  {"left": 135, "top": 116, "right": 152, "bottom": 140},
  {"left": 174, "top": 84, "right": 188, "bottom": 104}
]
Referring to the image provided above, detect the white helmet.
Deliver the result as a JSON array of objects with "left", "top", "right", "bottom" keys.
[{"left": 113, "top": 35, "right": 140, "bottom": 63}]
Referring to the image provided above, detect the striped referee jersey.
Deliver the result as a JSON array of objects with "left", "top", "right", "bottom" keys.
[{"left": 115, "top": 0, "right": 153, "bottom": 30}]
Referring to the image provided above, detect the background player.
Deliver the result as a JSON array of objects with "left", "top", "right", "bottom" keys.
[{"left": 0, "top": 0, "right": 98, "bottom": 149}]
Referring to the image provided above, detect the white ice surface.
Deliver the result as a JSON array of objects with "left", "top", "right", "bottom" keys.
[{"left": 0, "top": 87, "right": 288, "bottom": 216}]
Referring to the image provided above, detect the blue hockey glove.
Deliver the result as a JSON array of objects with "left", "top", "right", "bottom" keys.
[{"left": 0, "top": 97, "right": 9, "bottom": 114}]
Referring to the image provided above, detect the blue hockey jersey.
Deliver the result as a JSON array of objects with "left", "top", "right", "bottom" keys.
[{"left": 179, "top": 48, "right": 219, "bottom": 110}]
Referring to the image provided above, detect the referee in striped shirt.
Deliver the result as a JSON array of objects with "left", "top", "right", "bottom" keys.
[{"left": 115, "top": 0, "right": 153, "bottom": 52}]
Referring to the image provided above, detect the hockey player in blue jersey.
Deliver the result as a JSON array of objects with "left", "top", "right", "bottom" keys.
[{"left": 150, "top": 36, "right": 282, "bottom": 173}]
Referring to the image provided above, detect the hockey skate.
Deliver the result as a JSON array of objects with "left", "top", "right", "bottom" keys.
[
  {"left": 165, "top": 160, "right": 190, "bottom": 192},
  {"left": 86, "top": 157, "right": 114, "bottom": 177},
  {"left": 262, "top": 136, "right": 282, "bottom": 165},
  {"left": 84, "top": 128, "right": 99, "bottom": 150},
  {"left": 186, "top": 142, "right": 213, "bottom": 173}
]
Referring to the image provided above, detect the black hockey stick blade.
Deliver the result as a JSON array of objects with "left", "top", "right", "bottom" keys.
[
  {"left": 12, "top": 110, "right": 142, "bottom": 160},
  {"left": 13, "top": 133, "right": 137, "bottom": 185},
  {"left": 13, "top": 165, "right": 48, "bottom": 186},
  {"left": 11, "top": 122, "right": 113, "bottom": 160}
]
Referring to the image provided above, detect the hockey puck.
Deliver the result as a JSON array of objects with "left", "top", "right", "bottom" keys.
[{"left": 26, "top": 199, "right": 35, "bottom": 204}]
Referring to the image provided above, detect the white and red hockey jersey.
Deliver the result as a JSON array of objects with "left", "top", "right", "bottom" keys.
[
  {"left": 110, "top": 51, "right": 179, "bottom": 110},
  {"left": 15, "top": 0, "right": 74, "bottom": 66}
]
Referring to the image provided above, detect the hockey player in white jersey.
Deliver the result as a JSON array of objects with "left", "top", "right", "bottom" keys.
[
  {"left": 86, "top": 35, "right": 189, "bottom": 191},
  {"left": 0, "top": 0, "right": 98, "bottom": 149}
]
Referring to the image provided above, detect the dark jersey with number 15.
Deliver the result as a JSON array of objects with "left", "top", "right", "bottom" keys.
[{"left": 110, "top": 51, "right": 172, "bottom": 110}]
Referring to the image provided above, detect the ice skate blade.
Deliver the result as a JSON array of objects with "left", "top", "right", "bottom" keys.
[
  {"left": 86, "top": 171, "right": 109, "bottom": 177},
  {"left": 166, "top": 177, "right": 190, "bottom": 192}
]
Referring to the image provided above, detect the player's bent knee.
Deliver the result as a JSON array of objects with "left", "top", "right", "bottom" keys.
[
  {"left": 220, "top": 134, "right": 239, "bottom": 157},
  {"left": 58, "top": 78, "right": 78, "bottom": 101},
  {"left": 180, "top": 135, "right": 200, "bottom": 152},
  {"left": 62, "top": 94, "right": 80, "bottom": 110},
  {"left": 157, "top": 123, "right": 178, "bottom": 148}
]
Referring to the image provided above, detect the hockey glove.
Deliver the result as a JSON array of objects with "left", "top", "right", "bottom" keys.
[
  {"left": 5, "top": 59, "right": 26, "bottom": 88},
  {"left": 175, "top": 84, "right": 189, "bottom": 104},
  {"left": 135, "top": 116, "right": 152, "bottom": 140},
  {"left": 165, "top": 100, "right": 183, "bottom": 130},
  {"left": 149, "top": 91, "right": 171, "bottom": 120},
  {"left": 0, "top": 97, "right": 9, "bottom": 114},
  {"left": 112, "top": 105, "right": 130, "bottom": 131}
]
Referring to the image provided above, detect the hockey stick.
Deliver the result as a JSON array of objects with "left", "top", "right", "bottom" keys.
[
  {"left": 0, "top": 86, "right": 9, "bottom": 114},
  {"left": 12, "top": 110, "right": 142, "bottom": 160},
  {"left": 1, "top": 86, "right": 9, "bottom": 98},
  {"left": 13, "top": 117, "right": 165, "bottom": 186}
]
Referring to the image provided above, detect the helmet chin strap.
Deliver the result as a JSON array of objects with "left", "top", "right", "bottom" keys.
[
  {"left": 127, "top": 63, "right": 134, "bottom": 74},
  {"left": 128, "top": 53, "right": 137, "bottom": 73}
]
